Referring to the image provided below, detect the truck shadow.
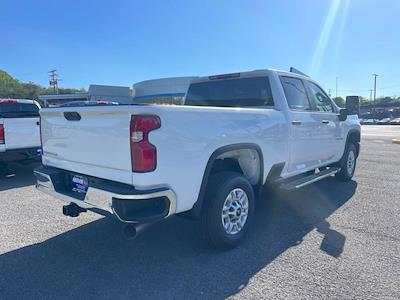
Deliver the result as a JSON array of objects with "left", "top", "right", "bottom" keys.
[
  {"left": 0, "top": 163, "right": 39, "bottom": 191},
  {"left": 0, "top": 178, "right": 357, "bottom": 299}
]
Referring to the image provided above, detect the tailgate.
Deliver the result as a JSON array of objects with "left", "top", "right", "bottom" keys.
[
  {"left": 4, "top": 117, "right": 40, "bottom": 150},
  {"left": 40, "top": 107, "right": 133, "bottom": 184}
]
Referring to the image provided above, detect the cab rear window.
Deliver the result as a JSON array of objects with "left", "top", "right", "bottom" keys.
[
  {"left": 185, "top": 77, "right": 274, "bottom": 107},
  {"left": 0, "top": 103, "right": 39, "bottom": 118}
]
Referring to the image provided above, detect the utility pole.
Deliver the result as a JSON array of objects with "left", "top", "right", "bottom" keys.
[
  {"left": 48, "top": 69, "right": 60, "bottom": 94},
  {"left": 328, "top": 89, "right": 332, "bottom": 97},
  {"left": 335, "top": 76, "right": 338, "bottom": 99},
  {"left": 369, "top": 89, "right": 373, "bottom": 115},
  {"left": 372, "top": 74, "right": 378, "bottom": 117}
]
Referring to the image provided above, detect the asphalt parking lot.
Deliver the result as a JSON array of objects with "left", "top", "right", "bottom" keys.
[{"left": 0, "top": 126, "right": 399, "bottom": 300}]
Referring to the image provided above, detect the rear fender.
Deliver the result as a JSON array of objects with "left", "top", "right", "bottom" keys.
[{"left": 191, "top": 143, "right": 264, "bottom": 217}]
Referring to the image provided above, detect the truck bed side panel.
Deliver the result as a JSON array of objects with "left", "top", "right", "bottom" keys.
[{"left": 127, "top": 105, "right": 288, "bottom": 212}]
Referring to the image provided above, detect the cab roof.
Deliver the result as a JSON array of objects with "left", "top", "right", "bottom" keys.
[{"left": 191, "top": 68, "right": 312, "bottom": 84}]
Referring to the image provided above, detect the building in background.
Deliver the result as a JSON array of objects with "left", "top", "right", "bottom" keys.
[
  {"left": 360, "top": 102, "right": 400, "bottom": 119},
  {"left": 133, "top": 77, "right": 198, "bottom": 105},
  {"left": 39, "top": 84, "right": 132, "bottom": 107}
]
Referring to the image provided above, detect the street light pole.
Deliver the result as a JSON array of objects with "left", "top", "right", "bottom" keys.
[
  {"left": 369, "top": 89, "right": 373, "bottom": 115},
  {"left": 372, "top": 74, "right": 378, "bottom": 117}
]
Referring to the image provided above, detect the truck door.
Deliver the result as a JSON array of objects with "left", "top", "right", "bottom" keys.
[
  {"left": 304, "top": 81, "right": 342, "bottom": 162},
  {"left": 280, "top": 76, "right": 323, "bottom": 175}
]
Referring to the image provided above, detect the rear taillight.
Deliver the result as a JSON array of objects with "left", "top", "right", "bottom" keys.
[
  {"left": 0, "top": 99, "right": 17, "bottom": 103},
  {"left": 0, "top": 124, "right": 4, "bottom": 144},
  {"left": 130, "top": 115, "right": 161, "bottom": 172}
]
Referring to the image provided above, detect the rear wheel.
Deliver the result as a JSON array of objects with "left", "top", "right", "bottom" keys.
[
  {"left": 336, "top": 143, "right": 357, "bottom": 181},
  {"left": 200, "top": 171, "right": 255, "bottom": 250}
]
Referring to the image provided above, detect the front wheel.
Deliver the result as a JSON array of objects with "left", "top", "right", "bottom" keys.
[
  {"left": 200, "top": 171, "right": 255, "bottom": 250},
  {"left": 336, "top": 143, "right": 357, "bottom": 181}
]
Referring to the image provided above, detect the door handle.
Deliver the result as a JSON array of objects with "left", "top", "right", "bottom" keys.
[
  {"left": 321, "top": 120, "right": 330, "bottom": 124},
  {"left": 291, "top": 120, "right": 302, "bottom": 125},
  {"left": 36, "top": 121, "right": 40, "bottom": 126}
]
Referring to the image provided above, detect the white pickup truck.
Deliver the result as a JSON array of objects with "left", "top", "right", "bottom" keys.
[
  {"left": 34, "top": 69, "right": 361, "bottom": 249},
  {"left": 0, "top": 99, "right": 41, "bottom": 171}
]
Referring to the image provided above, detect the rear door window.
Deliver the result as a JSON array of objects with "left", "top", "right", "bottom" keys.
[
  {"left": 280, "top": 76, "right": 311, "bottom": 111},
  {"left": 0, "top": 102, "right": 39, "bottom": 118},
  {"left": 185, "top": 77, "right": 274, "bottom": 107}
]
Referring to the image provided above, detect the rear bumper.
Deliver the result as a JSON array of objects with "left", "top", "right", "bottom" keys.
[
  {"left": 0, "top": 147, "right": 41, "bottom": 162},
  {"left": 34, "top": 165, "right": 177, "bottom": 223}
]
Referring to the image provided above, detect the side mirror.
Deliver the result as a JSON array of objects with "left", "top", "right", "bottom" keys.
[
  {"left": 338, "top": 108, "right": 348, "bottom": 121},
  {"left": 346, "top": 96, "right": 360, "bottom": 115}
]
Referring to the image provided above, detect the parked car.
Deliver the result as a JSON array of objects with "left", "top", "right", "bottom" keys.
[
  {"left": 0, "top": 99, "right": 41, "bottom": 168},
  {"left": 362, "top": 118, "right": 377, "bottom": 125},
  {"left": 34, "top": 69, "right": 361, "bottom": 249},
  {"left": 389, "top": 118, "right": 400, "bottom": 125},
  {"left": 377, "top": 118, "right": 391, "bottom": 125}
]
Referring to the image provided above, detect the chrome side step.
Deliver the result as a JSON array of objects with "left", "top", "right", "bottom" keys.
[{"left": 279, "top": 167, "right": 340, "bottom": 191}]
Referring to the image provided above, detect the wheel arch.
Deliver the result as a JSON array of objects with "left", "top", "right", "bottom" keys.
[
  {"left": 191, "top": 143, "right": 264, "bottom": 217},
  {"left": 346, "top": 129, "right": 361, "bottom": 157}
]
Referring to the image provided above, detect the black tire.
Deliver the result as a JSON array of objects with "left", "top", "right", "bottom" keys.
[
  {"left": 200, "top": 171, "right": 255, "bottom": 250},
  {"left": 335, "top": 143, "right": 357, "bottom": 182}
]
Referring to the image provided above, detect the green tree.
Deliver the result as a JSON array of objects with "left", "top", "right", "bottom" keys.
[
  {"left": 332, "top": 97, "right": 345, "bottom": 107},
  {"left": 360, "top": 97, "right": 370, "bottom": 105},
  {"left": 0, "top": 70, "right": 86, "bottom": 100}
]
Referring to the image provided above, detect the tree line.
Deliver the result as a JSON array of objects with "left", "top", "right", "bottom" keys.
[
  {"left": 0, "top": 70, "right": 85, "bottom": 100},
  {"left": 332, "top": 96, "right": 400, "bottom": 108}
]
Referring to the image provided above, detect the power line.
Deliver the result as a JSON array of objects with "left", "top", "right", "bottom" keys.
[
  {"left": 376, "top": 83, "right": 400, "bottom": 90},
  {"left": 338, "top": 88, "right": 371, "bottom": 92},
  {"left": 329, "top": 85, "right": 400, "bottom": 98},
  {"left": 337, "top": 84, "right": 400, "bottom": 93}
]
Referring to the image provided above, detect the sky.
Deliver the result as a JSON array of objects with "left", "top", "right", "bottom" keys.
[{"left": 1, "top": 0, "right": 399, "bottom": 99}]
